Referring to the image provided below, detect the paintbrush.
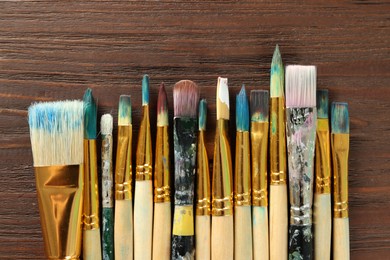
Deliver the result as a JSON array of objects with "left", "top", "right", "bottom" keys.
[
  {"left": 196, "top": 98, "right": 211, "bottom": 260},
  {"left": 101, "top": 114, "right": 114, "bottom": 260},
  {"left": 83, "top": 89, "right": 102, "bottom": 260},
  {"left": 331, "top": 102, "right": 350, "bottom": 260},
  {"left": 171, "top": 80, "right": 199, "bottom": 259},
  {"left": 211, "top": 77, "right": 234, "bottom": 260},
  {"left": 234, "top": 85, "right": 253, "bottom": 260},
  {"left": 250, "top": 90, "right": 270, "bottom": 260},
  {"left": 28, "top": 100, "right": 84, "bottom": 259},
  {"left": 152, "top": 83, "right": 171, "bottom": 260},
  {"left": 285, "top": 65, "right": 317, "bottom": 260},
  {"left": 269, "top": 45, "right": 288, "bottom": 260},
  {"left": 134, "top": 75, "right": 154, "bottom": 260},
  {"left": 314, "top": 90, "right": 331, "bottom": 260},
  {"left": 114, "top": 95, "right": 133, "bottom": 260}
]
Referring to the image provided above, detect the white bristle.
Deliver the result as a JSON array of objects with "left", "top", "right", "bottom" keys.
[
  {"left": 285, "top": 65, "right": 316, "bottom": 108},
  {"left": 28, "top": 100, "right": 84, "bottom": 167},
  {"left": 217, "top": 77, "right": 230, "bottom": 120},
  {"left": 101, "top": 114, "right": 113, "bottom": 135}
]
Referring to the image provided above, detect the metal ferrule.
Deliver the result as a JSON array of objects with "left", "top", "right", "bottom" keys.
[
  {"left": 286, "top": 107, "right": 317, "bottom": 225},
  {"left": 102, "top": 133, "right": 113, "bottom": 208},
  {"left": 270, "top": 97, "right": 287, "bottom": 185},
  {"left": 196, "top": 130, "right": 211, "bottom": 216},
  {"left": 211, "top": 120, "right": 233, "bottom": 216},
  {"left": 234, "top": 131, "right": 251, "bottom": 206},
  {"left": 251, "top": 121, "right": 269, "bottom": 207},
  {"left": 315, "top": 119, "right": 331, "bottom": 194},
  {"left": 115, "top": 125, "right": 132, "bottom": 200},
  {"left": 154, "top": 125, "right": 171, "bottom": 203},
  {"left": 331, "top": 134, "right": 349, "bottom": 218},
  {"left": 83, "top": 139, "right": 100, "bottom": 230},
  {"left": 35, "top": 165, "right": 83, "bottom": 260},
  {"left": 136, "top": 106, "right": 153, "bottom": 181}
]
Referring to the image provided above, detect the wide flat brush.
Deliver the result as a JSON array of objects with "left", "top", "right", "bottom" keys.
[
  {"left": 285, "top": 65, "right": 317, "bottom": 260},
  {"left": 331, "top": 102, "right": 350, "bottom": 260}
]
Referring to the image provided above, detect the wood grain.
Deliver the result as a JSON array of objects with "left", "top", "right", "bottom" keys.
[{"left": 0, "top": 1, "right": 389, "bottom": 259}]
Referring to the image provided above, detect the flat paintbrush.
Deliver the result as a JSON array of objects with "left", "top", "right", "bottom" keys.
[{"left": 171, "top": 80, "right": 199, "bottom": 259}]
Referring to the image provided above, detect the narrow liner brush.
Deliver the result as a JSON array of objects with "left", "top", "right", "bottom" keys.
[
  {"left": 28, "top": 100, "right": 84, "bottom": 259},
  {"left": 285, "top": 65, "right": 317, "bottom": 260},
  {"left": 211, "top": 77, "right": 233, "bottom": 260},
  {"left": 196, "top": 99, "right": 211, "bottom": 260},
  {"left": 171, "top": 80, "right": 199, "bottom": 259},
  {"left": 152, "top": 83, "right": 171, "bottom": 260},
  {"left": 83, "top": 89, "right": 102, "bottom": 260},
  {"left": 331, "top": 102, "right": 350, "bottom": 260},
  {"left": 114, "top": 95, "right": 133, "bottom": 260},
  {"left": 250, "top": 90, "right": 270, "bottom": 260},
  {"left": 134, "top": 75, "right": 153, "bottom": 260},
  {"left": 314, "top": 90, "right": 331, "bottom": 260},
  {"left": 234, "top": 85, "right": 253, "bottom": 260}
]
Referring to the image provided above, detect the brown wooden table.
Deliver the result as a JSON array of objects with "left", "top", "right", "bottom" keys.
[{"left": 1, "top": 1, "right": 389, "bottom": 259}]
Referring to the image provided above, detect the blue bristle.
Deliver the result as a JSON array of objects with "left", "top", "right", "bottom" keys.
[
  {"left": 236, "top": 85, "right": 249, "bottom": 132},
  {"left": 331, "top": 102, "right": 349, "bottom": 134},
  {"left": 142, "top": 74, "right": 150, "bottom": 105},
  {"left": 317, "top": 89, "right": 329, "bottom": 119},
  {"left": 83, "top": 88, "right": 97, "bottom": 139},
  {"left": 198, "top": 99, "right": 207, "bottom": 131}
]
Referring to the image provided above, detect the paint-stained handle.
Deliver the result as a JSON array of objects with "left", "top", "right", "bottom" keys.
[
  {"left": 333, "top": 218, "right": 350, "bottom": 260},
  {"left": 314, "top": 193, "right": 331, "bottom": 260},
  {"left": 212, "top": 215, "right": 233, "bottom": 260},
  {"left": 270, "top": 184, "right": 288, "bottom": 260},
  {"left": 196, "top": 215, "right": 210, "bottom": 260},
  {"left": 288, "top": 225, "right": 313, "bottom": 260},
  {"left": 172, "top": 205, "right": 195, "bottom": 259},
  {"left": 152, "top": 202, "right": 171, "bottom": 260},
  {"left": 102, "top": 208, "right": 114, "bottom": 260},
  {"left": 234, "top": 206, "right": 253, "bottom": 260},
  {"left": 253, "top": 206, "right": 269, "bottom": 260},
  {"left": 83, "top": 228, "right": 102, "bottom": 260},
  {"left": 115, "top": 200, "right": 133, "bottom": 260}
]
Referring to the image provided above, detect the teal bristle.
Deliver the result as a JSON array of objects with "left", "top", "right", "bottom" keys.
[
  {"left": 270, "top": 44, "right": 284, "bottom": 98},
  {"left": 118, "top": 95, "right": 132, "bottom": 125},
  {"left": 142, "top": 74, "right": 150, "bottom": 106},
  {"left": 331, "top": 102, "right": 349, "bottom": 134},
  {"left": 250, "top": 90, "right": 269, "bottom": 122},
  {"left": 317, "top": 89, "right": 329, "bottom": 119},
  {"left": 236, "top": 85, "right": 249, "bottom": 132},
  {"left": 198, "top": 99, "right": 207, "bottom": 131},
  {"left": 83, "top": 88, "right": 97, "bottom": 139}
]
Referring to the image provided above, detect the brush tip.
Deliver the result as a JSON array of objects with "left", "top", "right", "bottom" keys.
[
  {"left": 118, "top": 95, "right": 132, "bottom": 125},
  {"left": 142, "top": 74, "right": 150, "bottom": 105},
  {"left": 270, "top": 45, "right": 284, "bottom": 98},
  {"left": 157, "top": 83, "right": 169, "bottom": 126},
  {"left": 83, "top": 88, "right": 97, "bottom": 139},
  {"left": 285, "top": 65, "right": 316, "bottom": 108},
  {"left": 250, "top": 90, "right": 269, "bottom": 122},
  {"left": 199, "top": 99, "right": 207, "bottom": 131},
  {"left": 217, "top": 77, "right": 230, "bottom": 120},
  {"left": 317, "top": 89, "right": 329, "bottom": 119},
  {"left": 173, "top": 80, "right": 199, "bottom": 117},
  {"left": 331, "top": 102, "right": 349, "bottom": 134},
  {"left": 236, "top": 85, "right": 249, "bottom": 131},
  {"left": 101, "top": 114, "right": 113, "bottom": 135}
]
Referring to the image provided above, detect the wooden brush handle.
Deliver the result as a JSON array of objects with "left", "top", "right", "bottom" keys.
[
  {"left": 115, "top": 200, "right": 133, "bottom": 260},
  {"left": 288, "top": 225, "right": 313, "bottom": 260},
  {"left": 234, "top": 206, "right": 253, "bottom": 260},
  {"left": 269, "top": 184, "right": 288, "bottom": 260},
  {"left": 314, "top": 193, "right": 331, "bottom": 260},
  {"left": 83, "top": 228, "right": 102, "bottom": 260},
  {"left": 211, "top": 215, "right": 233, "bottom": 260},
  {"left": 152, "top": 202, "right": 171, "bottom": 260},
  {"left": 196, "top": 215, "right": 210, "bottom": 260},
  {"left": 134, "top": 181, "right": 153, "bottom": 260},
  {"left": 333, "top": 218, "right": 350, "bottom": 260},
  {"left": 253, "top": 206, "right": 269, "bottom": 260},
  {"left": 102, "top": 207, "right": 114, "bottom": 260}
]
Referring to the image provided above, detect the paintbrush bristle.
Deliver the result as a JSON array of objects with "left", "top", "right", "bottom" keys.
[
  {"left": 317, "top": 89, "right": 329, "bottom": 119},
  {"left": 285, "top": 65, "right": 316, "bottom": 108},
  {"left": 118, "top": 95, "right": 132, "bottom": 126},
  {"left": 101, "top": 114, "right": 113, "bottom": 135},
  {"left": 236, "top": 85, "right": 249, "bottom": 131},
  {"left": 142, "top": 74, "right": 150, "bottom": 106},
  {"left": 198, "top": 99, "right": 207, "bottom": 131},
  {"left": 157, "top": 83, "right": 169, "bottom": 127},
  {"left": 250, "top": 90, "right": 269, "bottom": 122},
  {"left": 270, "top": 45, "right": 284, "bottom": 98},
  {"left": 28, "top": 100, "right": 84, "bottom": 167},
  {"left": 173, "top": 80, "right": 199, "bottom": 118},
  {"left": 83, "top": 88, "right": 97, "bottom": 139},
  {"left": 217, "top": 77, "right": 230, "bottom": 120},
  {"left": 331, "top": 102, "right": 349, "bottom": 134}
]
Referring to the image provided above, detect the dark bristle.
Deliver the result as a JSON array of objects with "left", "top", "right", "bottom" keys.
[
  {"left": 250, "top": 90, "right": 269, "bottom": 122},
  {"left": 173, "top": 80, "right": 199, "bottom": 118},
  {"left": 157, "top": 83, "right": 168, "bottom": 126},
  {"left": 199, "top": 99, "right": 207, "bottom": 131},
  {"left": 83, "top": 88, "right": 97, "bottom": 139},
  {"left": 331, "top": 102, "right": 349, "bottom": 134},
  {"left": 317, "top": 89, "right": 329, "bottom": 119}
]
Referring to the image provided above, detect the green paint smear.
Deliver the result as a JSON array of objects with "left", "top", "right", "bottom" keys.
[
  {"left": 102, "top": 208, "right": 114, "bottom": 260},
  {"left": 271, "top": 112, "right": 277, "bottom": 134},
  {"left": 251, "top": 112, "right": 267, "bottom": 122}
]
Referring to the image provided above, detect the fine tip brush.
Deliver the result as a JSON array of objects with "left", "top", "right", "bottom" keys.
[
  {"left": 250, "top": 90, "right": 270, "bottom": 260},
  {"left": 314, "top": 89, "right": 332, "bottom": 260},
  {"left": 331, "top": 102, "right": 350, "bottom": 260},
  {"left": 234, "top": 85, "right": 253, "bottom": 260},
  {"left": 171, "top": 80, "right": 199, "bottom": 259},
  {"left": 285, "top": 65, "right": 317, "bottom": 260},
  {"left": 152, "top": 83, "right": 172, "bottom": 260},
  {"left": 211, "top": 77, "right": 234, "bottom": 260},
  {"left": 83, "top": 88, "right": 102, "bottom": 260}
]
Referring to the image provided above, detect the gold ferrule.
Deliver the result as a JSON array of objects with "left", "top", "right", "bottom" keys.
[
  {"left": 154, "top": 125, "right": 171, "bottom": 203},
  {"left": 115, "top": 125, "right": 132, "bottom": 200},
  {"left": 270, "top": 97, "right": 287, "bottom": 185},
  {"left": 211, "top": 120, "right": 233, "bottom": 216},
  {"left": 83, "top": 140, "right": 99, "bottom": 230},
  {"left": 332, "top": 133, "right": 349, "bottom": 218},
  {"left": 196, "top": 130, "right": 211, "bottom": 215},
  {"left": 35, "top": 165, "right": 83, "bottom": 260},
  {"left": 316, "top": 119, "right": 331, "bottom": 194},
  {"left": 234, "top": 131, "right": 251, "bottom": 206},
  {"left": 251, "top": 121, "right": 269, "bottom": 207},
  {"left": 136, "top": 106, "right": 153, "bottom": 181}
]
